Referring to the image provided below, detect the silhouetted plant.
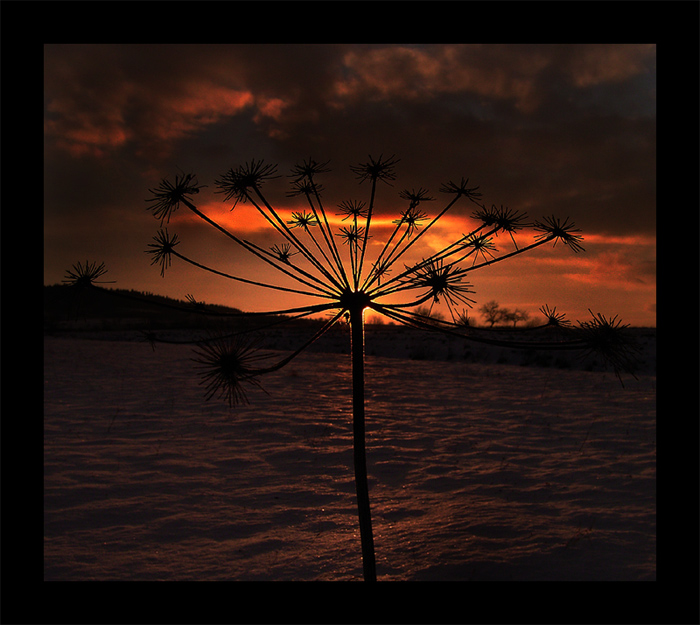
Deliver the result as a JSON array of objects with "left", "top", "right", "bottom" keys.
[
  {"left": 63, "top": 260, "right": 114, "bottom": 289},
  {"left": 65, "top": 155, "right": 639, "bottom": 582}
]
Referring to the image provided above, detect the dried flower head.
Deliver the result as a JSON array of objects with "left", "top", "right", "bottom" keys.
[
  {"left": 456, "top": 309, "right": 472, "bottom": 327},
  {"left": 463, "top": 233, "right": 497, "bottom": 265},
  {"left": 337, "top": 199, "right": 369, "bottom": 221},
  {"left": 534, "top": 215, "right": 585, "bottom": 253},
  {"left": 473, "top": 204, "right": 529, "bottom": 234},
  {"left": 539, "top": 304, "right": 572, "bottom": 328},
  {"left": 289, "top": 158, "right": 331, "bottom": 183},
  {"left": 192, "top": 334, "right": 269, "bottom": 407},
  {"left": 145, "top": 229, "right": 180, "bottom": 277},
  {"left": 394, "top": 206, "right": 429, "bottom": 234},
  {"left": 287, "top": 179, "right": 324, "bottom": 198},
  {"left": 350, "top": 154, "right": 400, "bottom": 185},
  {"left": 337, "top": 224, "right": 367, "bottom": 250},
  {"left": 270, "top": 242, "right": 297, "bottom": 263},
  {"left": 287, "top": 210, "right": 319, "bottom": 229},
  {"left": 146, "top": 172, "right": 203, "bottom": 225},
  {"left": 62, "top": 260, "right": 114, "bottom": 288},
  {"left": 399, "top": 187, "right": 435, "bottom": 208},
  {"left": 409, "top": 258, "right": 475, "bottom": 310},
  {"left": 370, "top": 259, "right": 392, "bottom": 285},
  {"left": 494, "top": 206, "right": 529, "bottom": 234},
  {"left": 577, "top": 310, "right": 640, "bottom": 384},
  {"left": 439, "top": 177, "right": 483, "bottom": 204},
  {"left": 215, "top": 160, "right": 279, "bottom": 208}
]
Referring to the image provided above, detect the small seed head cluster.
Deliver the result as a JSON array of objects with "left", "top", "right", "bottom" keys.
[
  {"left": 146, "top": 172, "right": 203, "bottom": 225},
  {"left": 63, "top": 260, "right": 114, "bottom": 288}
]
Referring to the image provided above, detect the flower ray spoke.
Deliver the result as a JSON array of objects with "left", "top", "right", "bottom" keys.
[
  {"left": 243, "top": 238, "right": 342, "bottom": 299},
  {"left": 256, "top": 309, "right": 346, "bottom": 374},
  {"left": 290, "top": 180, "right": 351, "bottom": 290},
  {"left": 214, "top": 160, "right": 342, "bottom": 291},
  {"left": 250, "top": 192, "right": 345, "bottom": 292},
  {"left": 364, "top": 196, "right": 464, "bottom": 298},
  {"left": 168, "top": 192, "right": 340, "bottom": 297},
  {"left": 350, "top": 154, "right": 400, "bottom": 289},
  {"left": 171, "top": 249, "right": 338, "bottom": 299},
  {"left": 360, "top": 200, "right": 431, "bottom": 292},
  {"left": 288, "top": 208, "right": 349, "bottom": 290}
]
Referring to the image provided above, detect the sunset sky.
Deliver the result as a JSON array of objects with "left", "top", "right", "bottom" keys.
[{"left": 44, "top": 43, "right": 656, "bottom": 327}]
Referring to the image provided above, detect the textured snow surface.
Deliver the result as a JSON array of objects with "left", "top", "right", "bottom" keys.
[{"left": 44, "top": 335, "right": 655, "bottom": 581}]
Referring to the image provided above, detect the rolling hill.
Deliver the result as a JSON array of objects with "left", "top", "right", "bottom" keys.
[{"left": 43, "top": 284, "right": 277, "bottom": 333}]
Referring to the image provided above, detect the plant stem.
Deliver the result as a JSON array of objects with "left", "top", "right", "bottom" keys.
[
  {"left": 349, "top": 303, "right": 376, "bottom": 582},
  {"left": 171, "top": 249, "right": 335, "bottom": 299},
  {"left": 355, "top": 179, "right": 377, "bottom": 290}
]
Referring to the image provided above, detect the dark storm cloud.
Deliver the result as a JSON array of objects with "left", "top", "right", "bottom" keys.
[
  {"left": 44, "top": 44, "right": 343, "bottom": 157},
  {"left": 44, "top": 44, "right": 656, "bottom": 289}
]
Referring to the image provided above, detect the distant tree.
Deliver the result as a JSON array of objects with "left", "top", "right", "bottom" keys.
[
  {"left": 480, "top": 300, "right": 504, "bottom": 326},
  {"left": 500, "top": 308, "right": 515, "bottom": 326},
  {"left": 413, "top": 304, "right": 445, "bottom": 326},
  {"left": 515, "top": 308, "right": 530, "bottom": 326},
  {"left": 480, "top": 302, "right": 530, "bottom": 327},
  {"left": 506, "top": 308, "right": 530, "bottom": 327}
]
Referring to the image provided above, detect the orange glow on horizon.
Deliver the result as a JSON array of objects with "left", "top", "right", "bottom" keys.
[
  {"left": 135, "top": 192, "right": 655, "bottom": 328},
  {"left": 167, "top": 194, "right": 660, "bottom": 259},
  {"left": 170, "top": 199, "right": 473, "bottom": 237},
  {"left": 169, "top": 200, "right": 655, "bottom": 290}
]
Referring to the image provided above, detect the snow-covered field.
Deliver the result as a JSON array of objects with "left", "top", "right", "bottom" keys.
[{"left": 44, "top": 332, "right": 655, "bottom": 581}]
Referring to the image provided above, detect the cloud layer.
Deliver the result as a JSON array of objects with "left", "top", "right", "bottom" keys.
[{"left": 44, "top": 44, "right": 656, "bottom": 325}]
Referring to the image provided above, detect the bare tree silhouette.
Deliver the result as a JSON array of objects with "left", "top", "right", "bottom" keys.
[
  {"left": 480, "top": 300, "right": 503, "bottom": 327},
  {"left": 479, "top": 301, "right": 531, "bottom": 327},
  {"left": 65, "top": 155, "right": 639, "bottom": 582}
]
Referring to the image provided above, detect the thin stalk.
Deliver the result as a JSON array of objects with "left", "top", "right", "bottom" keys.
[
  {"left": 171, "top": 250, "right": 336, "bottom": 300},
  {"left": 372, "top": 230, "right": 550, "bottom": 301},
  {"left": 307, "top": 187, "right": 351, "bottom": 290},
  {"left": 181, "top": 198, "right": 336, "bottom": 296},
  {"left": 359, "top": 219, "right": 409, "bottom": 293},
  {"left": 347, "top": 235, "right": 358, "bottom": 282},
  {"left": 251, "top": 188, "right": 345, "bottom": 292},
  {"left": 355, "top": 178, "right": 377, "bottom": 290},
  {"left": 304, "top": 201, "right": 350, "bottom": 291},
  {"left": 145, "top": 304, "right": 340, "bottom": 346},
  {"left": 258, "top": 309, "right": 346, "bottom": 374},
  {"left": 352, "top": 213, "right": 360, "bottom": 285},
  {"left": 350, "top": 303, "right": 376, "bottom": 582},
  {"left": 364, "top": 196, "right": 463, "bottom": 298},
  {"left": 462, "top": 235, "right": 554, "bottom": 274},
  {"left": 241, "top": 238, "right": 341, "bottom": 298}
]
